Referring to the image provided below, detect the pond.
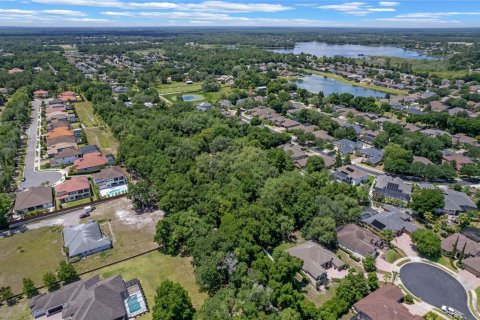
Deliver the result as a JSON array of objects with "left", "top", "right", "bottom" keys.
[
  {"left": 271, "top": 42, "right": 439, "bottom": 60},
  {"left": 294, "top": 75, "right": 388, "bottom": 98},
  {"left": 182, "top": 94, "right": 204, "bottom": 102}
]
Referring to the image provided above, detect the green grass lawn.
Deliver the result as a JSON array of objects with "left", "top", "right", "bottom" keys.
[
  {"left": 305, "top": 281, "right": 339, "bottom": 307},
  {"left": 75, "top": 100, "right": 118, "bottom": 155},
  {"left": 475, "top": 287, "right": 480, "bottom": 311},
  {"left": 82, "top": 251, "right": 207, "bottom": 319},
  {"left": 384, "top": 248, "right": 406, "bottom": 264},
  {"left": 0, "top": 298, "right": 31, "bottom": 320},
  {"left": 58, "top": 197, "right": 93, "bottom": 209},
  {"left": 0, "top": 227, "right": 64, "bottom": 294},
  {"left": 158, "top": 81, "right": 203, "bottom": 94},
  {"left": 299, "top": 68, "right": 408, "bottom": 96}
]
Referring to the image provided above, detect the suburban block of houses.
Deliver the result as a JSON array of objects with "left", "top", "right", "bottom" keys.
[{"left": 92, "top": 166, "right": 127, "bottom": 190}]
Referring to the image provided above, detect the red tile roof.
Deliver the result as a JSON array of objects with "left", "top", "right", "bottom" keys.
[
  {"left": 55, "top": 176, "right": 90, "bottom": 195},
  {"left": 74, "top": 152, "right": 107, "bottom": 171}
]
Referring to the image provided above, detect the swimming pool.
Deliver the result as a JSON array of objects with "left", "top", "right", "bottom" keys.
[
  {"left": 100, "top": 184, "right": 128, "bottom": 198},
  {"left": 127, "top": 295, "right": 141, "bottom": 313}
]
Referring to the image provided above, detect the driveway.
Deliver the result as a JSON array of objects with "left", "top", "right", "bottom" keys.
[
  {"left": 393, "top": 233, "right": 419, "bottom": 258},
  {"left": 400, "top": 262, "right": 475, "bottom": 320},
  {"left": 19, "top": 99, "right": 62, "bottom": 189}
]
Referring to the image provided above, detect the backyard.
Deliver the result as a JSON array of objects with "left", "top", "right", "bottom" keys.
[
  {"left": 158, "top": 81, "right": 203, "bottom": 94},
  {"left": 74, "top": 100, "right": 118, "bottom": 155},
  {"left": 82, "top": 250, "right": 207, "bottom": 320}
]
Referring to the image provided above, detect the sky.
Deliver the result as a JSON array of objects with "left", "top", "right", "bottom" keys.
[{"left": 1, "top": 0, "right": 480, "bottom": 28}]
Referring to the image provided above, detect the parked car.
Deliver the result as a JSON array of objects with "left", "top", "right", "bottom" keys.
[
  {"left": 79, "top": 212, "right": 90, "bottom": 219},
  {"left": 21, "top": 177, "right": 26, "bottom": 182}
]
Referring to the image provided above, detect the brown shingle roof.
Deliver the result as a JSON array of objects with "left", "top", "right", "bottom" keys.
[
  {"left": 441, "top": 233, "right": 480, "bottom": 257},
  {"left": 354, "top": 284, "right": 423, "bottom": 320},
  {"left": 13, "top": 186, "right": 53, "bottom": 212},
  {"left": 93, "top": 166, "right": 125, "bottom": 180},
  {"left": 337, "top": 224, "right": 382, "bottom": 257}
]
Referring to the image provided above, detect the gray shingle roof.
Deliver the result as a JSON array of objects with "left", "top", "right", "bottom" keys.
[
  {"left": 63, "top": 222, "right": 111, "bottom": 257},
  {"left": 443, "top": 189, "right": 477, "bottom": 213},
  {"left": 362, "top": 210, "right": 418, "bottom": 233},
  {"left": 287, "top": 241, "right": 344, "bottom": 279}
]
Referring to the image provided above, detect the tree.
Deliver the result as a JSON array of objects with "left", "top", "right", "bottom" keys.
[
  {"left": 363, "top": 254, "right": 377, "bottom": 272},
  {"left": 381, "top": 230, "right": 395, "bottom": 248},
  {"left": 411, "top": 189, "right": 445, "bottom": 216},
  {"left": 450, "top": 236, "right": 459, "bottom": 260},
  {"left": 152, "top": 280, "right": 195, "bottom": 320},
  {"left": 411, "top": 229, "right": 441, "bottom": 258},
  {"left": 302, "top": 216, "right": 337, "bottom": 248},
  {"left": 458, "top": 242, "right": 467, "bottom": 265},
  {"left": 367, "top": 272, "right": 379, "bottom": 291},
  {"left": 383, "top": 143, "right": 413, "bottom": 174},
  {"left": 334, "top": 153, "right": 342, "bottom": 169},
  {"left": 42, "top": 272, "right": 58, "bottom": 292},
  {"left": 305, "top": 156, "right": 325, "bottom": 173},
  {"left": 22, "top": 278, "right": 37, "bottom": 298},
  {"left": 0, "top": 286, "right": 13, "bottom": 302},
  {"left": 404, "top": 293, "right": 414, "bottom": 304},
  {"left": 0, "top": 193, "right": 12, "bottom": 229},
  {"left": 57, "top": 261, "right": 78, "bottom": 284}
]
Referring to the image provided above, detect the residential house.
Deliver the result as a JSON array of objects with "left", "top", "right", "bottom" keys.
[
  {"left": 13, "top": 186, "right": 54, "bottom": 214},
  {"left": 33, "top": 90, "right": 49, "bottom": 99},
  {"left": 46, "top": 128, "right": 75, "bottom": 140},
  {"left": 279, "top": 143, "right": 308, "bottom": 161},
  {"left": 47, "top": 135, "right": 77, "bottom": 148},
  {"left": 429, "top": 101, "right": 448, "bottom": 112},
  {"left": 442, "top": 189, "right": 477, "bottom": 216},
  {"left": 352, "top": 284, "right": 423, "bottom": 320},
  {"left": 55, "top": 176, "right": 91, "bottom": 204},
  {"left": 374, "top": 175, "right": 412, "bottom": 202},
  {"left": 463, "top": 257, "right": 480, "bottom": 277},
  {"left": 333, "top": 165, "right": 368, "bottom": 186},
  {"left": 47, "top": 141, "right": 78, "bottom": 158},
  {"left": 358, "top": 147, "right": 384, "bottom": 165},
  {"left": 287, "top": 241, "right": 345, "bottom": 288},
  {"left": 452, "top": 133, "right": 479, "bottom": 147},
  {"left": 337, "top": 224, "right": 383, "bottom": 259},
  {"left": 361, "top": 208, "right": 417, "bottom": 235},
  {"left": 93, "top": 166, "right": 127, "bottom": 190},
  {"left": 441, "top": 233, "right": 480, "bottom": 258},
  {"left": 63, "top": 221, "right": 112, "bottom": 258},
  {"left": 196, "top": 102, "right": 212, "bottom": 111},
  {"left": 334, "top": 139, "right": 361, "bottom": 155},
  {"left": 312, "top": 130, "right": 335, "bottom": 142},
  {"left": 29, "top": 275, "right": 147, "bottom": 319},
  {"left": 52, "top": 147, "right": 82, "bottom": 166},
  {"left": 80, "top": 144, "right": 99, "bottom": 155},
  {"left": 74, "top": 152, "right": 108, "bottom": 173},
  {"left": 413, "top": 156, "right": 433, "bottom": 165},
  {"left": 58, "top": 91, "right": 78, "bottom": 102},
  {"left": 442, "top": 152, "right": 474, "bottom": 171}
]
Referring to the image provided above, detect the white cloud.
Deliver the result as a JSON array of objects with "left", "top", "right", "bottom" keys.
[
  {"left": 32, "top": 0, "right": 292, "bottom": 12},
  {"left": 41, "top": 9, "right": 87, "bottom": 16},
  {"left": 100, "top": 11, "right": 134, "bottom": 16},
  {"left": 317, "top": 2, "right": 395, "bottom": 15},
  {"left": 397, "top": 12, "right": 480, "bottom": 18},
  {"left": 368, "top": 8, "right": 395, "bottom": 12},
  {"left": 378, "top": 1, "right": 399, "bottom": 6}
]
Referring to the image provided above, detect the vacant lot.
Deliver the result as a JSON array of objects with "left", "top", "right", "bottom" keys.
[
  {"left": 0, "top": 227, "right": 64, "bottom": 293},
  {"left": 0, "top": 197, "right": 163, "bottom": 296},
  {"left": 74, "top": 100, "right": 119, "bottom": 155},
  {"left": 82, "top": 250, "right": 207, "bottom": 319},
  {"left": 158, "top": 81, "right": 203, "bottom": 94}
]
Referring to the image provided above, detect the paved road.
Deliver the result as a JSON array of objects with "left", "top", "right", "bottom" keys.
[
  {"left": 27, "top": 207, "right": 83, "bottom": 230},
  {"left": 400, "top": 262, "right": 475, "bottom": 320},
  {"left": 19, "top": 99, "right": 62, "bottom": 189}
]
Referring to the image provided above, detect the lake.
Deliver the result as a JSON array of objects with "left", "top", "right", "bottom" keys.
[
  {"left": 294, "top": 75, "right": 387, "bottom": 98},
  {"left": 271, "top": 42, "right": 439, "bottom": 60}
]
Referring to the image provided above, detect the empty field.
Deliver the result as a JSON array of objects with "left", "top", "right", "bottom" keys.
[
  {"left": 74, "top": 100, "right": 119, "bottom": 155},
  {"left": 158, "top": 81, "right": 203, "bottom": 94},
  {"left": 0, "top": 227, "right": 64, "bottom": 294}
]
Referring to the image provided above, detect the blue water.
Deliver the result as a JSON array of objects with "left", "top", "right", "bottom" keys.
[
  {"left": 271, "top": 42, "right": 439, "bottom": 60},
  {"left": 182, "top": 94, "right": 204, "bottom": 101},
  {"left": 127, "top": 295, "right": 141, "bottom": 313},
  {"left": 294, "top": 75, "right": 387, "bottom": 98}
]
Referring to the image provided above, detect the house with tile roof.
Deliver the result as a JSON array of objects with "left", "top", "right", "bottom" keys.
[
  {"left": 74, "top": 152, "right": 108, "bottom": 173},
  {"left": 55, "top": 176, "right": 91, "bottom": 204}
]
